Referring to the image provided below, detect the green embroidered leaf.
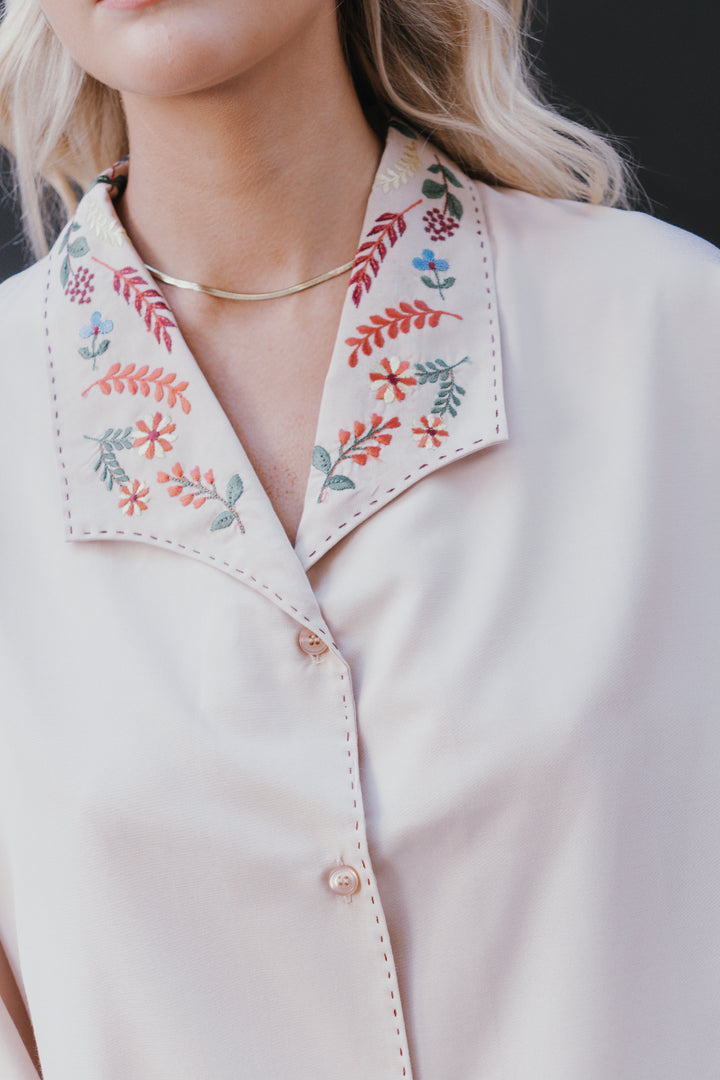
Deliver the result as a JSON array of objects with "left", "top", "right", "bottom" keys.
[
  {"left": 225, "top": 473, "right": 244, "bottom": 506},
  {"left": 446, "top": 192, "right": 464, "bottom": 221},
  {"left": 327, "top": 475, "right": 355, "bottom": 491},
  {"left": 68, "top": 237, "right": 90, "bottom": 258},
  {"left": 441, "top": 277, "right": 456, "bottom": 288},
  {"left": 210, "top": 510, "right": 236, "bottom": 531},
  {"left": 59, "top": 229, "right": 70, "bottom": 253},
  {"left": 427, "top": 163, "right": 443, "bottom": 174},
  {"left": 421, "top": 275, "right": 438, "bottom": 289},
  {"left": 312, "top": 446, "right": 332, "bottom": 474},
  {"left": 422, "top": 180, "right": 446, "bottom": 200},
  {"left": 78, "top": 346, "right": 92, "bottom": 360},
  {"left": 96, "top": 338, "right": 110, "bottom": 356},
  {"left": 456, "top": 385, "right": 466, "bottom": 395},
  {"left": 109, "top": 430, "right": 133, "bottom": 450},
  {"left": 435, "top": 358, "right": 448, "bottom": 367},
  {"left": 427, "top": 371, "right": 440, "bottom": 383},
  {"left": 440, "top": 165, "right": 463, "bottom": 188},
  {"left": 389, "top": 120, "right": 419, "bottom": 140},
  {"left": 60, "top": 256, "right": 70, "bottom": 289}
]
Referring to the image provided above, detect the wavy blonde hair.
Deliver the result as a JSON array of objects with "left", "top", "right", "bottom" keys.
[{"left": 0, "top": 0, "right": 634, "bottom": 257}]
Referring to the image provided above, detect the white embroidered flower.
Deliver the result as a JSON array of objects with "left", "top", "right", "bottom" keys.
[
  {"left": 369, "top": 355, "right": 417, "bottom": 403},
  {"left": 133, "top": 412, "right": 177, "bottom": 459}
]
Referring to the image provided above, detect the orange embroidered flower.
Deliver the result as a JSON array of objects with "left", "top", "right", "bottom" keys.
[
  {"left": 369, "top": 356, "right": 417, "bottom": 403},
  {"left": 118, "top": 479, "right": 150, "bottom": 516},
  {"left": 412, "top": 415, "right": 449, "bottom": 448},
  {"left": 133, "top": 412, "right": 177, "bottom": 459}
]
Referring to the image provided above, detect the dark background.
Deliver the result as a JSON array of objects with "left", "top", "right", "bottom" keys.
[{"left": 1, "top": 0, "right": 718, "bottom": 280}]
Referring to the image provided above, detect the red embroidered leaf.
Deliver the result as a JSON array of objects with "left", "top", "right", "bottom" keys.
[
  {"left": 81, "top": 362, "right": 191, "bottom": 411},
  {"left": 93, "top": 258, "right": 177, "bottom": 353},
  {"left": 349, "top": 199, "right": 422, "bottom": 308},
  {"left": 344, "top": 300, "right": 463, "bottom": 366}
]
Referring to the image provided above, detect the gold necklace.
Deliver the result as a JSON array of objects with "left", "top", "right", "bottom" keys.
[{"left": 144, "top": 258, "right": 355, "bottom": 301}]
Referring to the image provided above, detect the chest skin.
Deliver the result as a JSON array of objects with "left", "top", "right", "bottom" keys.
[{"left": 154, "top": 270, "right": 351, "bottom": 545}]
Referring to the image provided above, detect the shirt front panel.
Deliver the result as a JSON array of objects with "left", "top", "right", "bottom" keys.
[{"left": 1, "top": 141, "right": 719, "bottom": 1080}]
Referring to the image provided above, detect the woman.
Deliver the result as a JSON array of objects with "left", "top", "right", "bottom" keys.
[{"left": 0, "top": 1, "right": 718, "bottom": 1078}]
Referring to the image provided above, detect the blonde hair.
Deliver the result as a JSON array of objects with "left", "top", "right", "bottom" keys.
[{"left": 0, "top": 0, "right": 634, "bottom": 258}]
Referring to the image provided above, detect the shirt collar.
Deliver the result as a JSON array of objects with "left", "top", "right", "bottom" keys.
[{"left": 44, "top": 122, "right": 507, "bottom": 622}]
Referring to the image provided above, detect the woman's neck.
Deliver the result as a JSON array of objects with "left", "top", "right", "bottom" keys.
[{"left": 117, "top": 9, "right": 382, "bottom": 294}]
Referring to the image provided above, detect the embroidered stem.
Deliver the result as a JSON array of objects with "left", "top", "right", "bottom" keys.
[
  {"left": 345, "top": 301, "right": 462, "bottom": 368},
  {"left": 81, "top": 362, "right": 191, "bottom": 413},
  {"left": 350, "top": 199, "right": 422, "bottom": 307},
  {"left": 422, "top": 157, "right": 464, "bottom": 220},
  {"left": 91, "top": 258, "right": 176, "bottom": 352},
  {"left": 158, "top": 465, "right": 245, "bottom": 533},
  {"left": 414, "top": 357, "right": 469, "bottom": 418},
  {"left": 313, "top": 414, "right": 401, "bottom": 502},
  {"left": 84, "top": 427, "right": 133, "bottom": 491}
]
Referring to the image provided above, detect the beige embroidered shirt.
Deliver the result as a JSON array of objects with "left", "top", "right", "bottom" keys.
[{"left": 1, "top": 127, "right": 719, "bottom": 1080}]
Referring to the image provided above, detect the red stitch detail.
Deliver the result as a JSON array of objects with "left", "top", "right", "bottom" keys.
[
  {"left": 340, "top": 672, "right": 407, "bottom": 1076},
  {"left": 70, "top": 523, "right": 325, "bottom": 630},
  {"left": 45, "top": 262, "right": 75, "bottom": 532}
]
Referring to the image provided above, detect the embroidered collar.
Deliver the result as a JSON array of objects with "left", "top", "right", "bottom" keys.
[{"left": 44, "top": 122, "right": 507, "bottom": 630}]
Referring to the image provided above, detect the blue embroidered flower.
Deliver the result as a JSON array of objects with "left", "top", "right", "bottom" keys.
[
  {"left": 412, "top": 249, "right": 449, "bottom": 274},
  {"left": 78, "top": 311, "right": 114, "bottom": 369},
  {"left": 80, "top": 311, "right": 114, "bottom": 338},
  {"left": 412, "top": 250, "right": 455, "bottom": 300}
]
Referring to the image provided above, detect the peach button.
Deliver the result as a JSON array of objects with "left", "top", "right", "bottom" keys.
[
  {"left": 297, "top": 628, "right": 328, "bottom": 657},
  {"left": 327, "top": 866, "right": 361, "bottom": 896}
]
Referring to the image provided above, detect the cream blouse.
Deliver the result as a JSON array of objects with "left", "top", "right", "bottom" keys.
[{"left": 0, "top": 125, "right": 719, "bottom": 1080}]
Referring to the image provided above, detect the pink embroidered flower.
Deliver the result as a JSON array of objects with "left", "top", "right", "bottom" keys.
[
  {"left": 118, "top": 479, "right": 150, "bottom": 516},
  {"left": 369, "top": 356, "right": 417, "bottom": 403},
  {"left": 412, "top": 415, "right": 449, "bottom": 448},
  {"left": 133, "top": 412, "right": 177, "bottom": 459}
]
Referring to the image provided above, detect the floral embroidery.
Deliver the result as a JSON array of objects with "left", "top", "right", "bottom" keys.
[
  {"left": 369, "top": 357, "right": 417, "bottom": 403},
  {"left": 345, "top": 301, "right": 462, "bottom": 368},
  {"left": 374, "top": 140, "right": 421, "bottom": 194},
  {"left": 78, "top": 311, "right": 114, "bottom": 369},
  {"left": 81, "top": 363, "right": 191, "bottom": 413},
  {"left": 85, "top": 199, "right": 125, "bottom": 247},
  {"left": 157, "top": 464, "right": 245, "bottom": 533},
  {"left": 350, "top": 200, "right": 422, "bottom": 307},
  {"left": 118, "top": 479, "right": 150, "bottom": 517},
  {"left": 312, "top": 414, "right": 401, "bottom": 501},
  {"left": 412, "top": 415, "right": 449, "bottom": 448},
  {"left": 133, "top": 412, "right": 177, "bottom": 459},
  {"left": 83, "top": 426, "right": 134, "bottom": 491},
  {"left": 413, "top": 249, "right": 455, "bottom": 300},
  {"left": 59, "top": 222, "right": 94, "bottom": 303},
  {"left": 422, "top": 159, "right": 464, "bottom": 242},
  {"left": 415, "top": 357, "right": 469, "bottom": 418},
  {"left": 91, "top": 259, "right": 176, "bottom": 352}
]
